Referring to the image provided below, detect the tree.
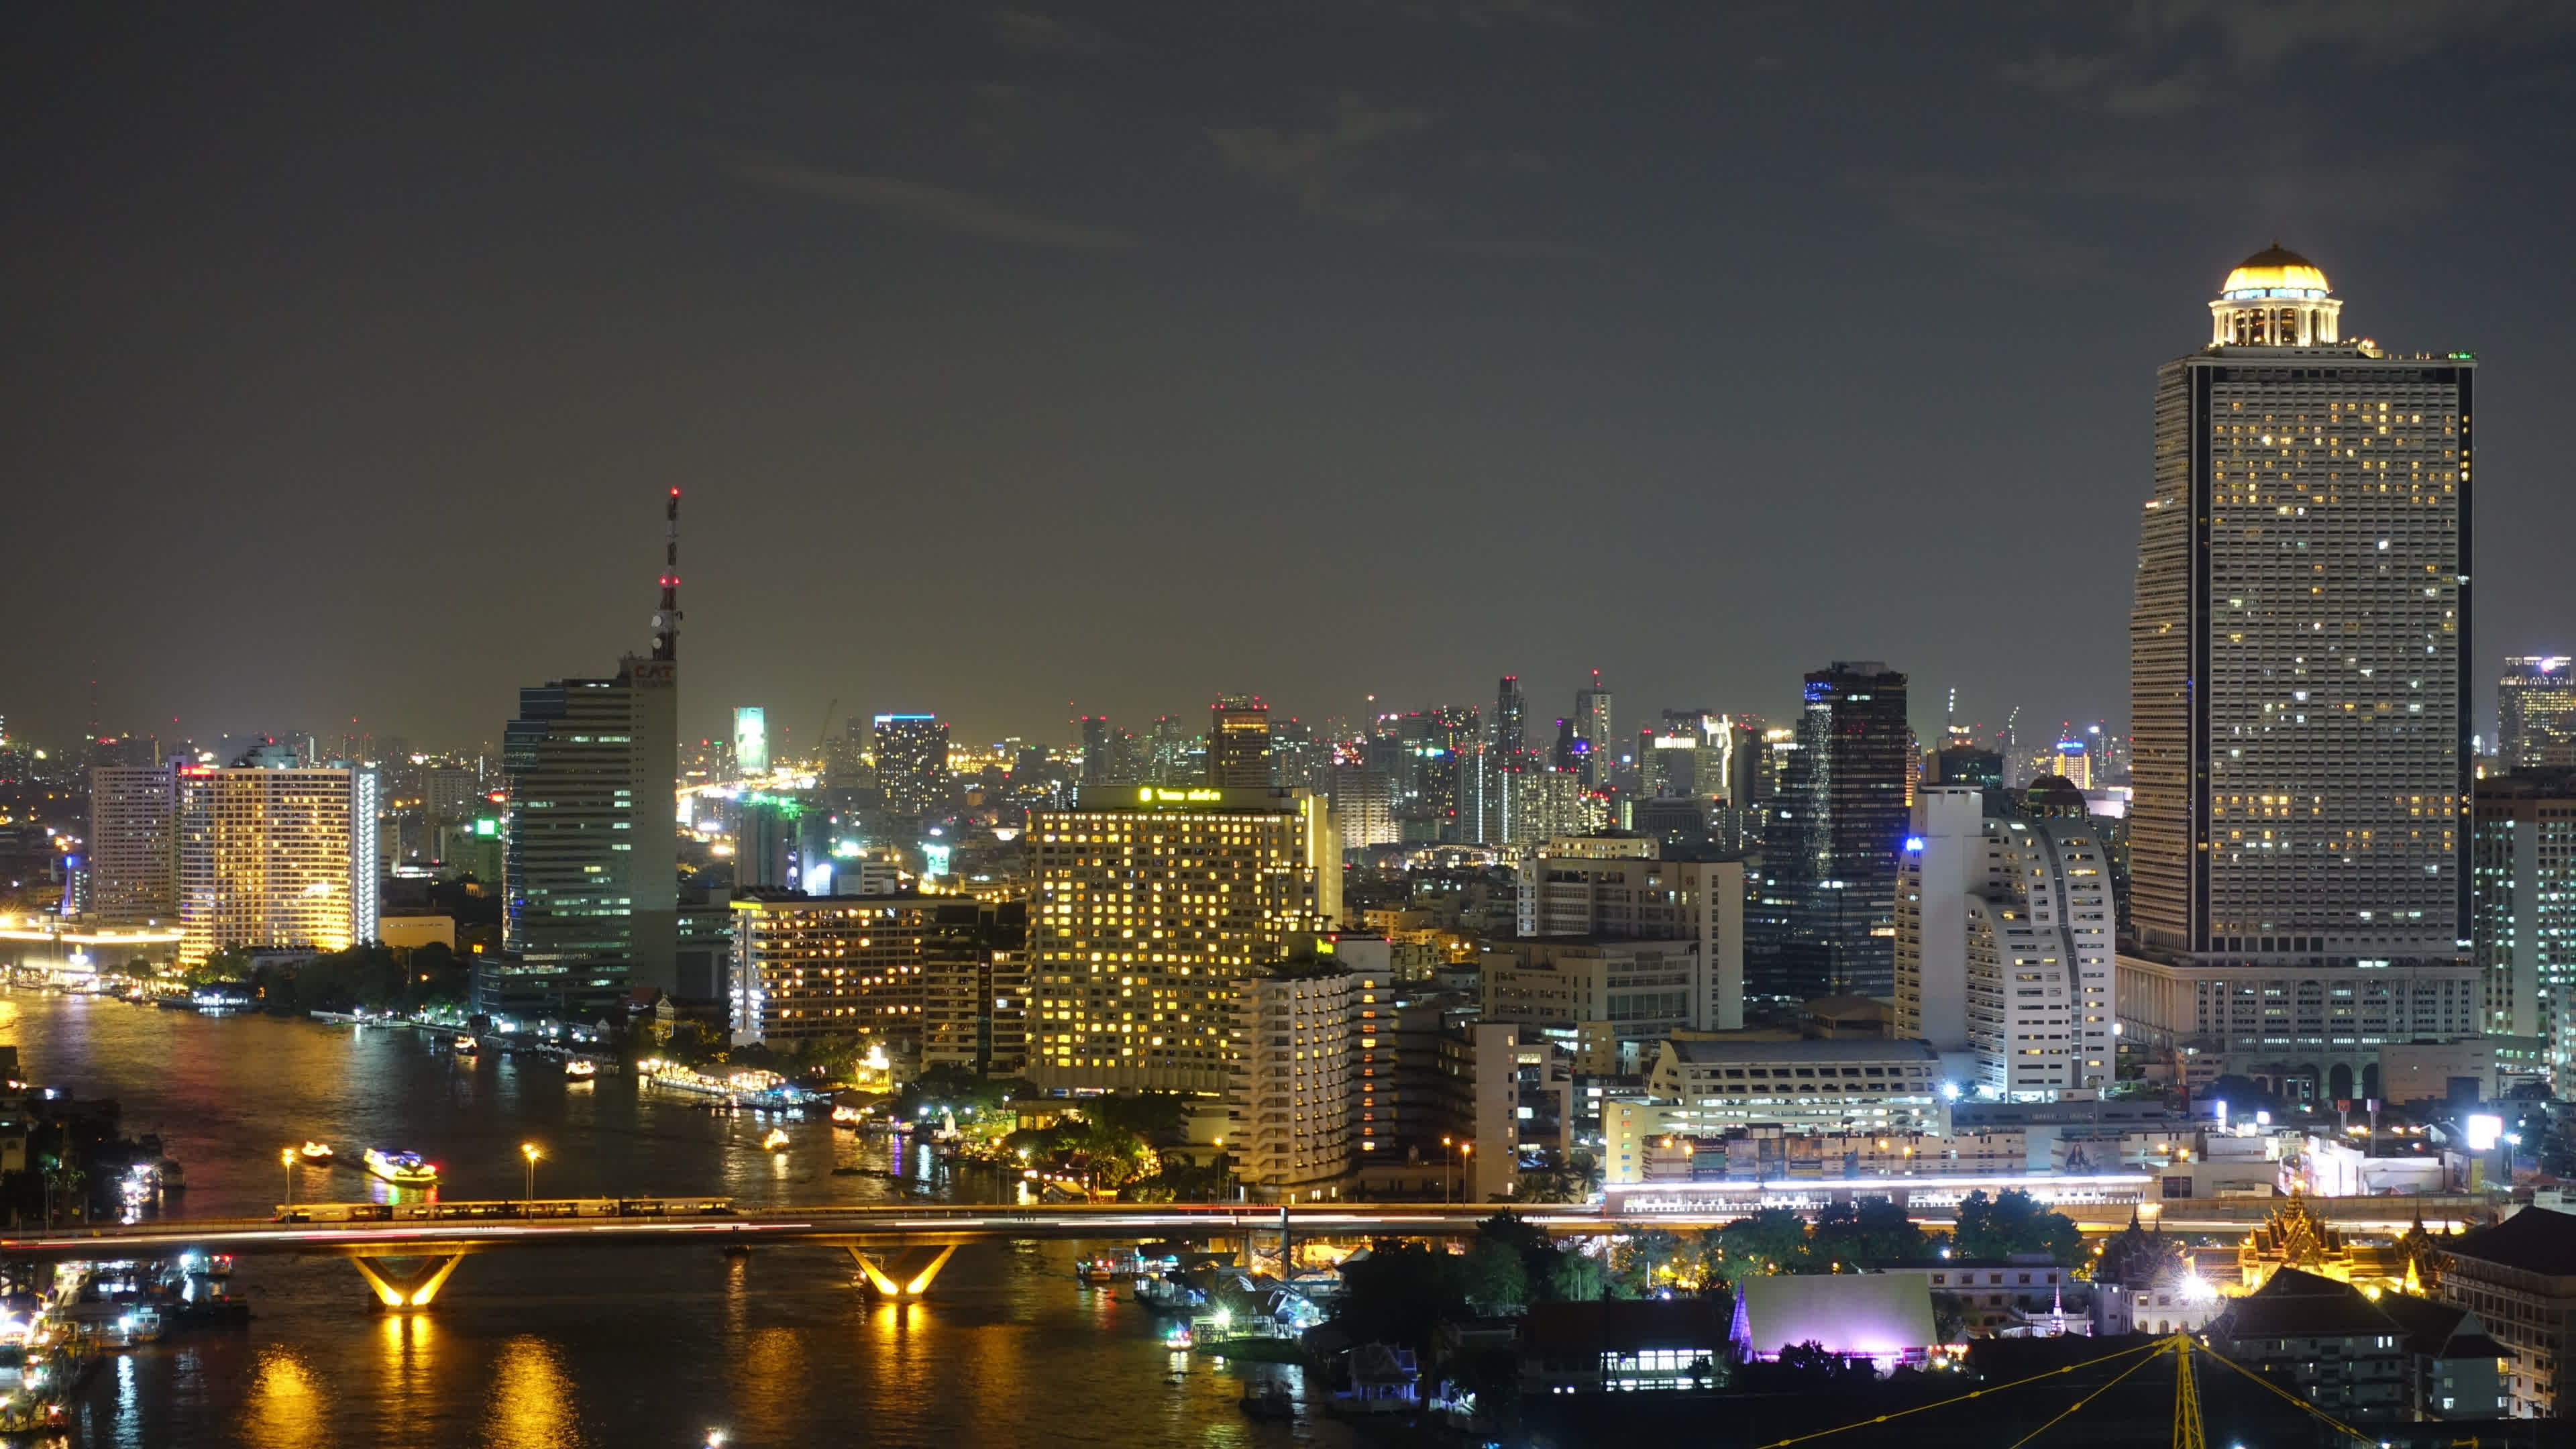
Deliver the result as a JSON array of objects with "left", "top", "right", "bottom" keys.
[
  {"left": 1809, "top": 1197, "right": 1927, "bottom": 1271},
  {"left": 1929, "top": 1291, "right": 1971, "bottom": 1345},
  {"left": 1717, "top": 1207, "right": 1811, "bottom": 1278},
  {"left": 1460, "top": 1237, "right": 1530, "bottom": 1312},
  {"left": 1550, "top": 1250, "right": 1607, "bottom": 1302},
  {"left": 1953, "top": 1188, "right": 2083, "bottom": 1266}
]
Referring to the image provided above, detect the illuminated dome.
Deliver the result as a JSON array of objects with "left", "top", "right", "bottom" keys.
[
  {"left": 2220, "top": 244, "right": 2330, "bottom": 301},
  {"left": 2209, "top": 244, "right": 2342, "bottom": 348}
]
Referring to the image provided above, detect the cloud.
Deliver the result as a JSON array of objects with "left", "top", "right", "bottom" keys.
[
  {"left": 706, "top": 147, "right": 1141, "bottom": 252},
  {"left": 1360, "top": 0, "right": 1588, "bottom": 25},
  {"left": 1209, "top": 94, "right": 1436, "bottom": 225},
  {"left": 986, "top": 7, "right": 1122, "bottom": 55},
  {"left": 2133, "top": 0, "right": 2550, "bottom": 70}
]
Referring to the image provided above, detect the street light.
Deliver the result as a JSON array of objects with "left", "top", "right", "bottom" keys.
[
  {"left": 1460, "top": 1142, "right": 1472, "bottom": 1204},
  {"left": 282, "top": 1148, "right": 297, "bottom": 1209},
  {"left": 1442, "top": 1136, "right": 1454, "bottom": 1205},
  {"left": 521, "top": 1142, "right": 541, "bottom": 1208}
]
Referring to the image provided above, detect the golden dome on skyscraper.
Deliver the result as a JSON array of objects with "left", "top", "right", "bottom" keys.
[{"left": 2220, "top": 244, "right": 2330, "bottom": 300}]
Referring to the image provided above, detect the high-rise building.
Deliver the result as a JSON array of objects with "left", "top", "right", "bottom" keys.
[
  {"left": 1515, "top": 835, "right": 1746, "bottom": 1030},
  {"left": 496, "top": 492, "right": 682, "bottom": 1006},
  {"left": 176, "top": 759, "right": 380, "bottom": 968},
  {"left": 2471, "top": 769, "right": 2576, "bottom": 1094},
  {"left": 871, "top": 714, "right": 949, "bottom": 818},
  {"left": 1228, "top": 955, "right": 1364, "bottom": 1200},
  {"left": 1894, "top": 785, "right": 2115, "bottom": 1098},
  {"left": 1493, "top": 676, "right": 1527, "bottom": 761},
  {"left": 2051, "top": 737, "right": 2092, "bottom": 790},
  {"left": 729, "top": 892, "right": 935, "bottom": 1046},
  {"left": 2121, "top": 249, "right": 2477, "bottom": 1099},
  {"left": 1079, "top": 715, "right": 1120, "bottom": 786},
  {"left": 1573, "top": 674, "right": 1613, "bottom": 788},
  {"left": 2498, "top": 657, "right": 2576, "bottom": 771},
  {"left": 1027, "top": 785, "right": 1338, "bottom": 1093},
  {"left": 87, "top": 763, "right": 178, "bottom": 924},
  {"left": 732, "top": 706, "right": 769, "bottom": 775},
  {"left": 1332, "top": 768, "right": 1398, "bottom": 849},
  {"left": 1208, "top": 694, "right": 1271, "bottom": 788},
  {"left": 1783, "top": 662, "right": 1913, "bottom": 998},
  {"left": 920, "top": 900, "right": 1029, "bottom": 1077}
]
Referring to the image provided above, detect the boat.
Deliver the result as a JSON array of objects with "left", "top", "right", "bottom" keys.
[
  {"left": 565, "top": 1059, "right": 597, "bottom": 1080},
  {"left": 299, "top": 1141, "right": 334, "bottom": 1163},
  {"left": 363, "top": 1148, "right": 439, "bottom": 1187},
  {"left": 1238, "top": 1384, "right": 1295, "bottom": 1421},
  {"left": 453, "top": 1035, "right": 480, "bottom": 1054},
  {"left": 759, "top": 1128, "right": 790, "bottom": 1151}
]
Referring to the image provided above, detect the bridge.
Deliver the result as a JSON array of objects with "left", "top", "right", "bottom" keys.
[{"left": 0, "top": 1187, "right": 2487, "bottom": 1310}]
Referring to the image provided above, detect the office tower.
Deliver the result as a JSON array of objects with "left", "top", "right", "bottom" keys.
[
  {"left": 1782, "top": 662, "right": 1913, "bottom": 998},
  {"left": 1493, "top": 676, "right": 1527, "bottom": 760},
  {"left": 1026, "top": 784, "right": 1338, "bottom": 1093},
  {"left": 1515, "top": 835, "right": 1746, "bottom": 1030},
  {"left": 734, "top": 794, "right": 798, "bottom": 890},
  {"left": 1894, "top": 786, "right": 2115, "bottom": 1099},
  {"left": 421, "top": 765, "right": 480, "bottom": 826},
  {"left": 1144, "top": 714, "right": 1192, "bottom": 786},
  {"left": 1574, "top": 674, "right": 1613, "bottom": 788},
  {"left": 1079, "top": 715, "right": 1119, "bottom": 785},
  {"left": 1332, "top": 767, "right": 1398, "bottom": 849},
  {"left": 498, "top": 492, "right": 682, "bottom": 1006},
  {"left": 729, "top": 892, "right": 938, "bottom": 1047},
  {"left": 2121, "top": 248, "right": 2478, "bottom": 1100},
  {"left": 2471, "top": 769, "right": 2576, "bottom": 1093},
  {"left": 87, "top": 763, "right": 178, "bottom": 923},
  {"left": 732, "top": 707, "right": 769, "bottom": 776},
  {"left": 2051, "top": 736, "right": 2092, "bottom": 789},
  {"left": 1928, "top": 737, "right": 2004, "bottom": 788},
  {"left": 1269, "top": 716, "right": 1327, "bottom": 791},
  {"left": 2498, "top": 657, "right": 2576, "bottom": 771},
  {"left": 176, "top": 759, "right": 379, "bottom": 968},
  {"left": 871, "top": 714, "right": 949, "bottom": 817},
  {"left": 920, "top": 900, "right": 1030, "bottom": 1077},
  {"left": 1208, "top": 694, "right": 1272, "bottom": 788},
  {"left": 1228, "top": 953, "right": 1365, "bottom": 1200}
]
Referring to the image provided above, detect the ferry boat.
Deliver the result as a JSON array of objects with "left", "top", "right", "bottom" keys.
[
  {"left": 364, "top": 1148, "right": 439, "bottom": 1187},
  {"left": 759, "top": 1128, "right": 790, "bottom": 1151},
  {"left": 453, "top": 1035, "right": 480, "bottom": 1055},
  {"left": 564, "top": 1059, "right": 597, "bottom": 1081},
  {"left": 299, "top": 1141, "right": 334, "bottom": 1163}
]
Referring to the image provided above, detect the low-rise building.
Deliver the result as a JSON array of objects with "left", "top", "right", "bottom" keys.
[
  {"left": 1638, "top": 1037, "right": 1945, "bottom": 1136},
  {"left": 2373, "top": 1290, "right": 2510, "bottom": 1421},
  {"left": 2437, "top": 1203, "right": 2576, "bottom": 1417},
  {"left": 1518, "top": 1298, "right": 1731, "bottom": 1395},
  {"left": 2206, "top": 1267, "right": 2409, "bottom": 1423}
]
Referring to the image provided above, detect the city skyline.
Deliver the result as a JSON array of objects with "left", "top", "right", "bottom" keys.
[{"left": 6, "top": 6, "right": 2575, "bottom": 751}]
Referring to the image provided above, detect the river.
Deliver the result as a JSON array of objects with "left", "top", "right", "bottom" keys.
[{"left": 0, "top": 991, "right": 1360, "bottom": 1448}]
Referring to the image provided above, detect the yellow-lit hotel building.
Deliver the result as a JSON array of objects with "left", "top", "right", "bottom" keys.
[
  {"left": 176, "top": 762, "right": 381, "bottom": 969},
  {"left": 1029, "top": 786, "right": 1338, "bottom": 1093}
]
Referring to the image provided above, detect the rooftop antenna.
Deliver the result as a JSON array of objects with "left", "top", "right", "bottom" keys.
[{"left": 652, "top": 488, "right": 683, "bottom": 662}]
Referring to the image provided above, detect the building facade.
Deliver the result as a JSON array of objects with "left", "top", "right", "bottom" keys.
[
  {"left": 1784, "top": 663, "right": 1912, "bottom": 999},
  {"left": 176, "top": 762, "right": 380, "bottom": 968},
  {"left": 2498, "top": 656, "right": 2576, "bottom": 771},
  {"left": 727, "top": 892, "right": 945, "bottom": 1046},
  {"left": 1515, "top": 835, "right": 1747, "bottom": 1030},
  {"left": 1026, "top": 786, "right": 1338, "bottom": 1093},
  {"left": 1227, "top": 957, "right": 1366, "bottom": 1199},
  {"left": 1638, "top": 1037, "right": 1945, "bottom": 1135},
  {"left": 87, "top": 763, "right": 178, "bottom": 924},
  {"left": 2123, "top": 247, "right": 2475, "bottom": 1089},
  {"left": 871, "top": 714, "right": 949, "bottom": 818},
  {"left": 2471, "top": 769, "right": 2576, "bottom": 1092},
  {"left": 1208, "top": 695, "right": 1272, "bottom": 789}
]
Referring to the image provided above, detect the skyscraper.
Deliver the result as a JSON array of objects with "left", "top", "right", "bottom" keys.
[
  {"left": 176, "top": 757, "right": 379, "bottom": 968},
  {"left": 498, "top": 491, "right": 682, "bottom": 1006},
  {"left": 1079, "top": 714, "right": 1118, "bottom": 786},
  {"left": 87, "top": 762, "right": 178, "bottom": 924},
  {"left": 1026, "top": 784, "right": 1338, "bottom": 1092},
  {"left": 2498, "top": 656, "right": 2576, "bottom": 771},
  {"left": 2471, "top": 769, "right": 2576, "bottom": 1094},
  {"left": 871, "top": 714, "right": 949, "bottom": 817},
  {"left": 1784, "top": 662, "right": 1913, "bottom": 998},
  {"left": 1573, "top": 674, "right": 1613, "bottom": 788},
  {"left": 1493, "top": 676, "right": 1527, "bottom": 761},
  {"left": 731, "top": 706, "right": 768, "bottom": 775},
  {"left": 2121, "top": 250, "right": 2479, "bottom": 1100},
  {"left": 1208, "top": 694, "right": 1272, "bottom": 788}
]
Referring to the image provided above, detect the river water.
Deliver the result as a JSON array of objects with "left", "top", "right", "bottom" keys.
[{"left": 0, "top": 991, "right": 1358, "bottom": 1449}]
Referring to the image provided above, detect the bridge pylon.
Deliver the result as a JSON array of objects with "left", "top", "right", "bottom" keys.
[
  {"left": 349, "top": 1252, "right": 470, "bottom": 1309},
  {"left": 847, "top": 1244, "right": 958, "bottom": 1301}
]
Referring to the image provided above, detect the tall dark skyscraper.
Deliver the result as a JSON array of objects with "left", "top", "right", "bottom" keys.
[
  {"left": 1493, "top": 676, "right": 1527, "bottom": 761},
  {"left": 2497, "top": 655, "right": 2575, "bottom": 771},
  {"left": 498, "top": 491, "right": 683, "bottom": 1008},
  {"left": 2121, "top": 251, "right": 2479, "bottom": 1101},
  {"left": 1573, "top": 672, "right": 1613, "bottom": 788},
  {"left": 1079, "top": 714, "right": 1118, "bottom": 785},
  {"left": 1782, "top": 661, "right": 1912, "bottom": 998}
]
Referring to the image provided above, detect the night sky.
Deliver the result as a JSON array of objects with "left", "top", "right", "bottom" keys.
[{"left": 5, "top": 3, "right": 2571, "bottom": 756}]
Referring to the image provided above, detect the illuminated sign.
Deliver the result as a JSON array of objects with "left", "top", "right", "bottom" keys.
[
  {"left": 1134, "top": 788, "right": 1225, "bottom": 804},
  {"left": 474, "top": 818, "right": 499, "bottom": 837}
]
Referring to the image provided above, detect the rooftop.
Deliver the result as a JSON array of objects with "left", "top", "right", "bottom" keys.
[
  {"left": 2447, "top": 1204, "right": 2576, "bottom": 1278},
  {"left": 2212, "top": 1267, "right": 2397, "bottom": 1341},
  {"left": 1664, "top": 1037, "right": 1939, "bottom": 1065}
]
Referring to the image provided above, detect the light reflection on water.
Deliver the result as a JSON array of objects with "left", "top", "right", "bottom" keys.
[{"left": 2, "top": 994, "right": 1362, "bottom": 1448}]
